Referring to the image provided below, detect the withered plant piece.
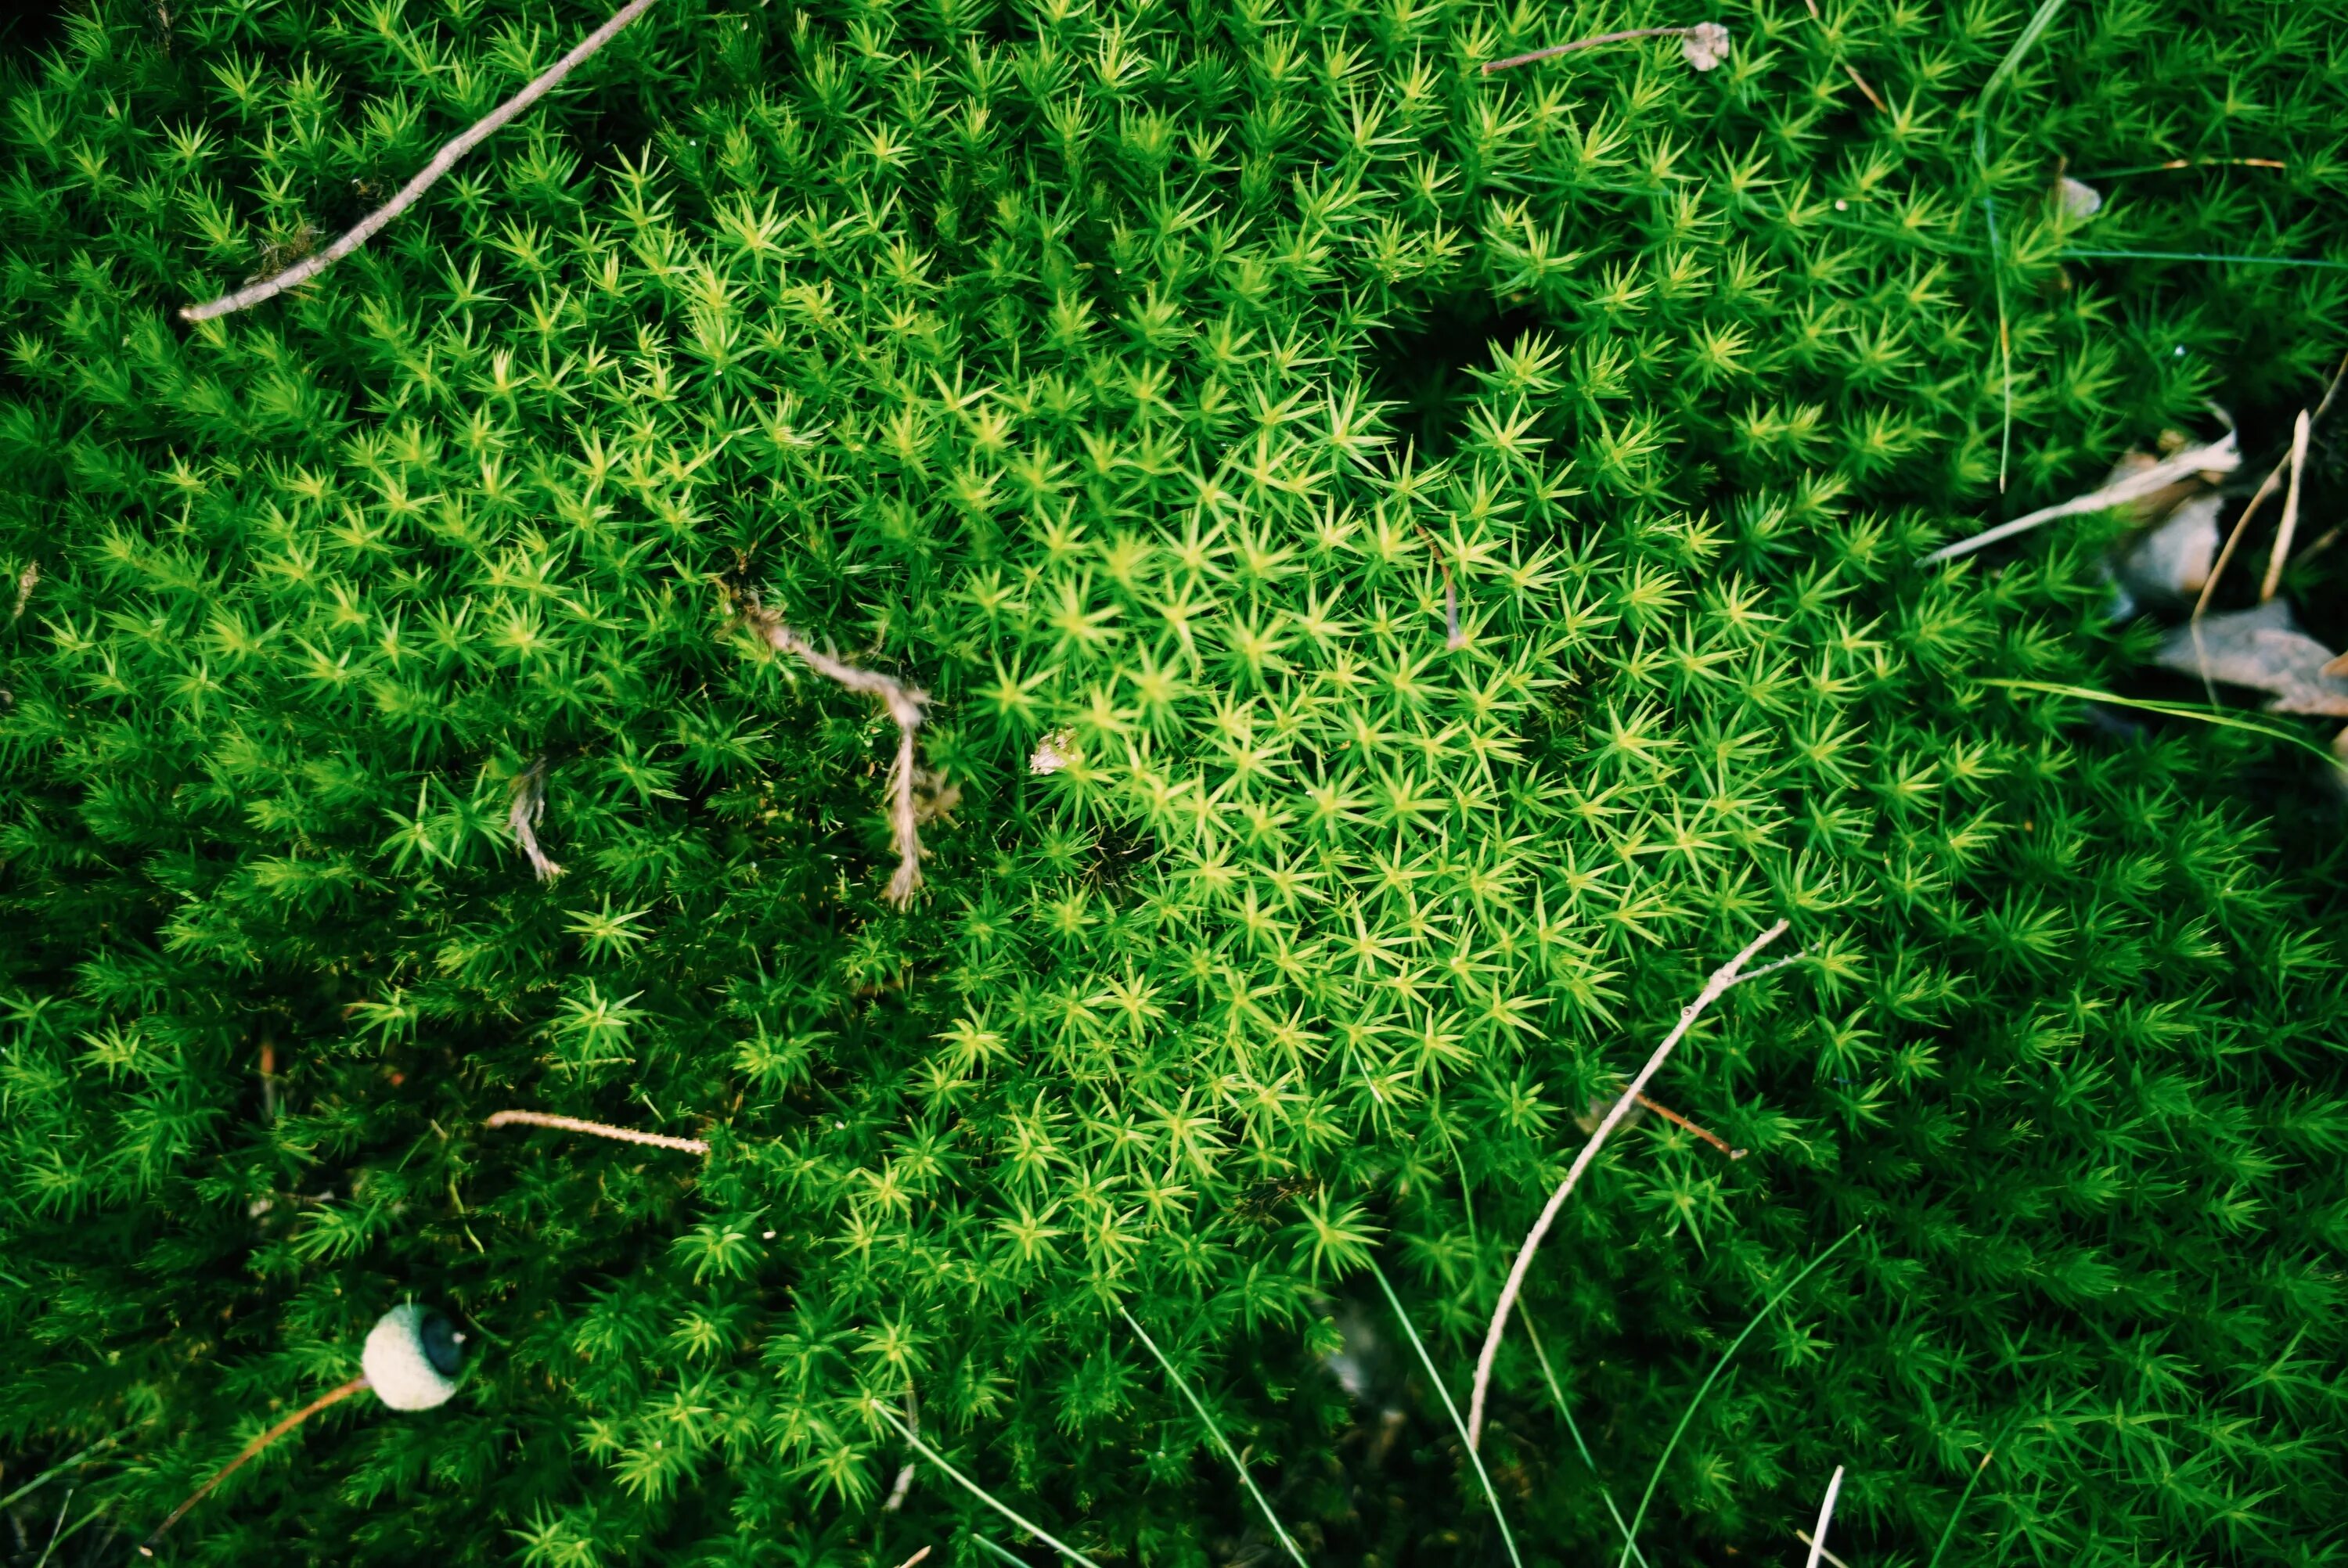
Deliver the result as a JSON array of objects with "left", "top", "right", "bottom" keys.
[
  {"left": 506, "top": 757, "right": 563, "bottom": 881},
  {"left": 1923, "top": 432, "right": 2239, "bottom": 565},
  {"left": 731, "top": 590, "right": 930, "bottom": 907},
  {"left": 485, "top": 1109, "right": 710, "bottom": 1155},
  {"left": 2155, "top": 600, "right": 2348, "bottom": 717},
  {"left": 2259, "top": 407, "right": 2314, "bottom": 601},
  {"left": 1483, "top": 21, "right": 1730, "bottom": 75}
]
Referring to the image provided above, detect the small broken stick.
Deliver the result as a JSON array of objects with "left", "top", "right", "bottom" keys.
[{"left": 730, "top": 590, "right": 931, "bottom": 906}]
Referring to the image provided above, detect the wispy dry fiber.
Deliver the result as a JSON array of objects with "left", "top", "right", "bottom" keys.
[{"left": 506, "top": 757, "right": 563, "bottom": 881}]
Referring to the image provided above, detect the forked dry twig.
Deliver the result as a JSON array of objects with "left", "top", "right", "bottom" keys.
[
  {"left": 1468, "top": 920, "right": 1795, "bottom": 1449},
  {"left": 485, "top": 1109, "right": 709, "bottom": 1156},
  {"left": 731, "top": 591, "right": 931, "bottom": 906},
  {"left": 182, "top": 0, "right": 659, "bottom": 321}
]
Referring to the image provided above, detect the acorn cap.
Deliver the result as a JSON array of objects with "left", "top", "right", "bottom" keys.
[{"left": 362, "top": 1304, "right": 466, "bottom": 1411}]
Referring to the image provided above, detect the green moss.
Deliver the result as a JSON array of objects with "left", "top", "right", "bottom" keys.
[{"left": 2, "top": 1, "right": 2346, "bottom": 1566}]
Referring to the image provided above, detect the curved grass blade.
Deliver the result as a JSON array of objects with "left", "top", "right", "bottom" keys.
[
  {"left": 880, "top": 1407, "right": 1103, "bottom": 1568},
  {"left": 1118, "top": 1307, "right": 1309, "bottom": 1568},
  {"left": 1982, "top": 679, "right": 2339, "bottom": 764},
  {"left": 1616, "top": 1227, "right": 1864, "bottom": 1568},
  {"left": 1367, "top": 1263, "right": 1525, "bottom": 1568}
]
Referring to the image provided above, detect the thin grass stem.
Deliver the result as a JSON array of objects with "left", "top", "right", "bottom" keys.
[
  {"left": 1367, "top": 1263, "right": 1525, "bottom": 1568},
  {"left": 879, "top": 1408, "right": 1103, "bottom": 1568},
  {"left": 1981, "top": 680, "right": 2339, "bottom": 764},
  {"left": 0, "top": 1429, "right": 128, "bottom": 1512},
  {"left": 1520, "top": 1314, "right": 1650, "bottom": 1568},
  {"left": 1118, "top": 1307, "right": 1308, "bottom": 1568},
  {"left": 1615, "top": 1227, "right": 1864, "bottom": 1568}
]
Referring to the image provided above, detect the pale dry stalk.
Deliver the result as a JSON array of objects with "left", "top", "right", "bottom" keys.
[
  {"left": 139, "top": 1376, "right": 372, "bottom": 1555},
  {"left": 485, "top": 1109, "right": 709, "bottom": 1156},
  {"left": 2259, "top": 408, "right": 2313, "bottom": 601},
  {"left": 1483, "top": 23, "right": 1727, "bottom": 74},
  {"left": 1802, "top": 1466, "right": 1846, "bottom": 1568},
  {"left": 506, "top": 756, "right": 563, "bottom": 881},
  {"left": 182, "top": 0, "right": 659, "bottom": 321},
  {"left": 735, "top": 592, "right": 930, "bottom": 906},
  {"left": 1467, "top": 920, "right": 1794, "bottom": 1449},
  {"left": 1922, "top": 433, "right": 2241, "bottom": 566}
]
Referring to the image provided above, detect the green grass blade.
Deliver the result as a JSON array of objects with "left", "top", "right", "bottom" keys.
[
  {"left": 1616, "top": 1228, "right": 1865, "bottom": 1568},
  {"left": 880, "top": 1408, "right": 1104, "bottom": 1568},
  {"left": 1368, "top": 1263, "right": 1525, "bottom": 1568},
  {"left": 1926, "top": 1414, "right": 2026, "bottom": 1568},
  {"left": 1982, "top": 679, "right": 2340, "bottom": 763},
  {"left": 1118, "top": 1306, "right": 1309, "bottom": 1568},
  {"left": 2061, "top": 248, "right": 2348, "bottom": 270},
  {"left": 1522, "top": 1313, "right": 1651, "bottom": 1568}
]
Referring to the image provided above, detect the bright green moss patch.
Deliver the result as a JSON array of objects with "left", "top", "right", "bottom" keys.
[{"left": 3, "top": 2, "right": 2347, "bottom": 1566}]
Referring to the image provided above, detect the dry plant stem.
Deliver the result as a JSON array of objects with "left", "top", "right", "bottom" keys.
[
  {"left": 507, "top": 756, "right": 562, "bottom": 880},
  {"left": 484, "top": 1109, "right": 708, "bottom": 1156},
  {"left": 892, "top": 1551, "right": 933, "bottom": 1568},
  {"left": 181, "top": 0, "right": 658, "bottom": 321},
  {"left": 1922, "top": 433, "right": 2239, "bottom": 565},
  {"left": 1796, "top": 1531, "right": 1853, "bottom": 1568},
  {"left": 1800, "top": 0, "right": 1887, "bottom": 112},
  {"left": 137, "top": 1376, "right": 369, "bottom": 1555},
  {"left": 1483, "top": 27, "right": 1694, "bottom": 73},
  {"left": 884, "top": 1391, "right": 919, "bottom": 1513},
  {"left": 1468, "top": 919, "right": 1792, "bottom": 1451},
  {"left": 737, "top": 594, "right": 929, "bottom": 906},
  {"left": 2259, "top": 408, "right": 2313, "bottom": 601},
  {"left": 1802, "top": 1466, "right": 1846, "bottom": 1568},
  {"left": 1633, "top": 1093, "right": 1745, "bottom": 1159}
]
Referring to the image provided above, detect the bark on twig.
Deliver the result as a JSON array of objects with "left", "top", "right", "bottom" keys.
[
  {"left": 1467, "top": 921, "right": 1794, "bottom": 1451},
  {"left": 731, "top": 591, "right": 931, "bottom": 907},
  {"left": 485, "top": 1109, "right": 709, "bottom": 1156},
  {"left": 181, "top": 0, "right": 660, "bottom": 322}
]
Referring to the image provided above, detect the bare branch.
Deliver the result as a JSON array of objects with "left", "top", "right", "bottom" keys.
[
  {"left": 1921, "top": 432, "right": 2240, "bottom": 566},
  {"left": 485, "top": 1109, "right": 709, "bottom": 1156},
  {"left": 733, "top": 591, "right": 931, "bottom": 907},
  {"left": 1467, "top": 920, "right": 1793, "bottom": 1451},
  {"left": 181, "top": 0, "right": 660, "bottom": 322}
]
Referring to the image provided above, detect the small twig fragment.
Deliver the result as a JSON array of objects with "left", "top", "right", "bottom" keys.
[
  {"left": 485, "top": 1109, "right": 709, "bottom": 1156},
  {"left": 182, "top": 0, "right": 659, "bottom": 320},
  {"left": 10, "top": 559, "right": 35, "bottom": 620},
  {"left": 1633, "top": 1093, "right": 1747, "bottom": 1160},
  {"left": 506, "top": 756, "right": 563, "bottom": 881},
  {"left": 1799, "top": 0, "right": 1886, "bottom": 110},
  {"left": 1483, "top": 22, "right": 1729, "bottom": 75},
  {"left": 2258, "top": 408, "right": 2312, "bottom": 601},
  {"left": 731, "top": 590, "right": 930, "bottom": 906},
  {"left": 1468, "top": 920, "right": 1793, "bottom": 1450}
]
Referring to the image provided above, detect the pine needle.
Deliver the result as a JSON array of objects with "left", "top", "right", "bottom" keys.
[
  {"left": 1468, "top": 921, "right": 1795, "bottom": 1450},
  {"left": 182, "top": 0, "right": 661, "bottom": 320},
  {"left": 880, "top": 1408, "right": 1104, "bottom": 1568},
  {"left": 1367, "top": 1262, "right": 1525, "bottom": 1568},
  {"left": 1614, "top": 1227, "right": 1864, "bottom": 1568},
  {"left": 1118, "top": 1307, "right": 1309, "bottom": 1568}
]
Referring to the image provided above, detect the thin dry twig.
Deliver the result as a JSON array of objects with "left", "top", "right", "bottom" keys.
[
  {"left": 1800, "top": 0, "right": 1887, "bottom": 111},
  {"left": 1921, "top": 432, "right": 2240, "bottom": 566},
  {"left": 2259, "top": 408, "right": 2313, "bottom": 601},
  {"left": 1468, "top": 919, "right": 1795, "bottom": 1450},
  {"left": 1795, "top": 1530, "right": 1853, "bottom": 1568},
  {"left": 1802, "top": 1467, "right": 1846, "bottom": 1568},
  {"left": 137, "top": 1377, "right": 371, "bottom": 1555},
  {"left": 892, "top": 1551, "right": 934, "bottom": 1568},
  {"left": 506, "top": 756, "right": 563, "bottom": 881},
  {"left": 1483, "top": 22, "right": 1729, "bottom": 74},
  {"left": 733, "top": 590, "right": 930, "bottom": 906},
  {"left": 484, "top": 1109, "right": 709, "bottom": 1156},
  {"left": 1633, "top": 1093, "right": 1747, "bottom": 1160},
  {"left": 181, "top": 0, "right": 658, "bottom": 321}
]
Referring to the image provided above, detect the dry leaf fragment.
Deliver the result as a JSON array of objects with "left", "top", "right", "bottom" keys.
[
  {"left": 1029, "top": 728, "right": 1077, "bottom": 775},
  {"left": 1680, "top": 21, "right": 1731, "bottom": 70},
  {"left": 2109, "top": 491, "right": 2220, "bottom": 614},
  {"left": 2153, "top": 599, "right": 2348, "bottom": 717}
]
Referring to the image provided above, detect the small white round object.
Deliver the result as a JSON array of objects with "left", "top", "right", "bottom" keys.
[{"left": 362, "top": 1304, "right": 466, "bottom": 1412}]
